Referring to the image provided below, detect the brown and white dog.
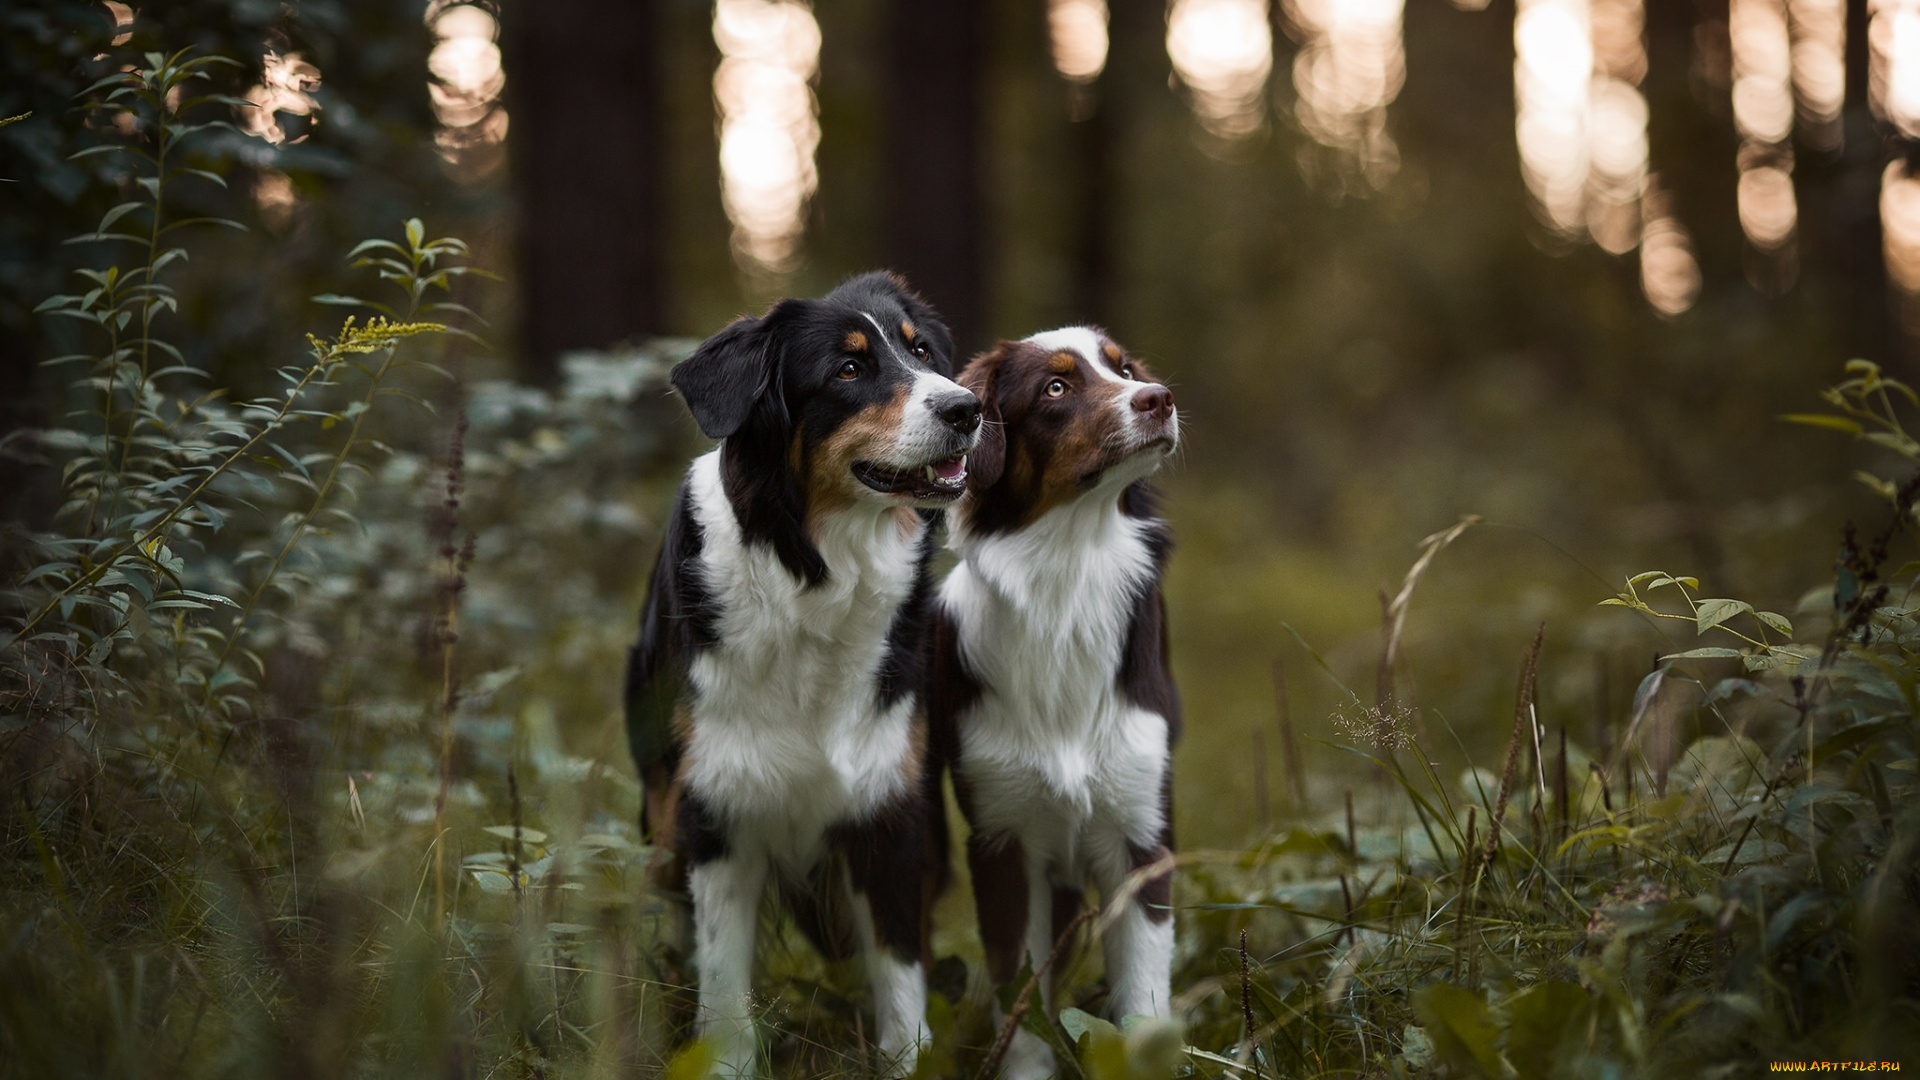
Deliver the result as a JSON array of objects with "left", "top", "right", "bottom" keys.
[
  {"left": 625, "top": 273, "right": 982, "bottom": 1078},
  {"left": 929, "top": 327, "right": 1180, "bottom": 1079}
]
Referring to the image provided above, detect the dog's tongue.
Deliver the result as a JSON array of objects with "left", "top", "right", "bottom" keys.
[{"left": 933, "top": 455, "right": 967, "bottom": 481}]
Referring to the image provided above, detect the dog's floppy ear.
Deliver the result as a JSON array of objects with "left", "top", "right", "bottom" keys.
[
  {"left": 671, "top": 316, "right": 774, "bottom": 440},
  {"left": 958, "top": 345, "right": 1007, "bottom": 491}
]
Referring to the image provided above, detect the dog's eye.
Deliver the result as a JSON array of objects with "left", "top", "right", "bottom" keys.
[
  {"left": 910, "top": 341, "right": 930, "bottom": 360},
  {"left": 837, "top": 360, "right": 861, "bottom": 380},
  {"left": 1045, "top": 378, "right": 1068, "bottom": 398},
  {"left": 1120, "top": 364, "right": 1135, "bottom": 379}
]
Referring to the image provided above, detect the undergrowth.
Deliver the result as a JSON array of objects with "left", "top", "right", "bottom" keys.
[{"left": 3, "top": 53, "right": 1917, "bottom": 1080}]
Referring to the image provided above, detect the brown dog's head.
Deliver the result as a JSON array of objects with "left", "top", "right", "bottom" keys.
[{"left": 953, "top": 327, "right": 1177, "bottom": 535}]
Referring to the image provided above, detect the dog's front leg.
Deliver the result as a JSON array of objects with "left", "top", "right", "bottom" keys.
[
  {"left": 1096, "top": 840, "right": 1175, "bottom": 1023},
  {"left": 691, "top": 855, "right": 767, "bottom": 1077},
  {"left": 845, "top": 809, "right": 931, "bottom": 1077},
  {"left": 992, "top": 853, "right": 1063, "bottom": 1080},
  {"left": 848, "top": 886, "right": 928, "bottom": 1078}
]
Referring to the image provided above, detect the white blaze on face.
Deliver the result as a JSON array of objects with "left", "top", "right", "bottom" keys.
[{"left": 862, "top": 313, "right": 978, "bottom": 470}]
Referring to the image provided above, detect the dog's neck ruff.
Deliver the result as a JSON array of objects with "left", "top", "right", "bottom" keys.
[
  {"left": 949, "top": 483, "right": 1154, "bottom": 632},
  {"left": 941, "top": 483, "right": 1165, "bottom": 825},
  {"left": 680, "top": 450, "right": 924, "bottom": 867}
]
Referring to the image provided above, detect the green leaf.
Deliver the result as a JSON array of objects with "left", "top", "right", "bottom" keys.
[
  {"left": 662, "top": 1040, "right": 715, "bottom": 1080},
  {"left": 1811, "top": 717, "right": 1902, "bottom": 767},
  {"left": 481, "top": 825, "right": 548, "bottom": 844},
  {"left": 468, "top": 869, "right": 514, "bottom": 894},
  {"left": 1857, "top": 471, "right": 1899, "bottom": 501},
  {"left": 1754, "top": 611, "right": 1792, "bottom": 636},
  {"left": 1661, "top": 647, "right": 1744, "bottom": 661},
  {"left": 180, "top": 589, "right": 239, "bottom": 608},
  {"left": 96, "top": 201, "right": 146, "bottom": 233},
  {"left": 61, "top": 232, "right": 147, "bottom": 247},
  {"left": 68, "top": 143, "right": 133, "bottom": 161},
  {"left": 1058, "top": 1008, "right": 1119, "bottom": 1045},
  {"left": 1695, "top": 598, "right": 1753, "bottom": 634},
  {"left": 345, "top": 238, "right": 408, "bottom": 260},
  {"left": 1505, "top": 981, "right": 1591, "bottom": 1078},
  {"left": 1864, "top": 430, "right": 1920, "bottom": 458},
  {"left": 1413, "top": 983, "right": 1501, "bottom": 1078},
  {"left": 1781, "top": 413, "right": 1864, "bottom": 434},
  {"left": 158, "top": 216, "right": 247, "bottom": 235},
  {"left": 170, "top": 167, "right": 228, "bottom": 188}
]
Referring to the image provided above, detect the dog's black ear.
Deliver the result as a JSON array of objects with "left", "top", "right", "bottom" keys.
[
  {"left": 957, "top": 345, "right": 1007, "bottom": 491},
  {"left": 671, "top": 316, "right": 774, "bottom": 439}
]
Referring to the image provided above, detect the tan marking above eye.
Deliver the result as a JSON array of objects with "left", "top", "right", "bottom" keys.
[
  {"left": 1101, "top": 343, "right": 1122, "bottom": 362},
  {"left": 900, "top": 320, "right": 916, "bottom": 342},
  {"left": 844, "top": 330, "right": 868, "bottom": 353},
  {"left": 1047, "top": 351, "right": 1077, "bottom": 374}
]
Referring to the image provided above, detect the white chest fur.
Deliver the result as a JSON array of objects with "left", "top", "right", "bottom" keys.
[
  {"left": 679, "top": 451, "right": 922, "bottom": 869},
  {"left": 942, "top": 496, "right": 1171, "bottom": 870}
]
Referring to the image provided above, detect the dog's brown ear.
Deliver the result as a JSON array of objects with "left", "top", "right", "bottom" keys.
[{"left": 957, "top": 345, "right": 1008, "bottom": 492}]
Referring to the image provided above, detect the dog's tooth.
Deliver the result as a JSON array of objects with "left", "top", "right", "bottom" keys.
[{"left": 925, "top": 465, "right": 937, "bottom": 482}]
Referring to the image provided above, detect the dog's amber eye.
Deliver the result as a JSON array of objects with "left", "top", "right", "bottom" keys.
[
  {"left": 1045, "top": 378, "right": 1068, "bottom": 398},
  {"left": 910, "top": 341, "right": 930, "bottom": 360},
  {"left": 837, "top": 360, "right": 861, "bottom": 380}
]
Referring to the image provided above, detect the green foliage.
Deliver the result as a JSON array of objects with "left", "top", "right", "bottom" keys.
[
  {"left": 0, "top": 52, "right": 681, "bottom": 1080},
  {"left": 1150, "top": 367, "right": 1920, "bottom": 1077}
]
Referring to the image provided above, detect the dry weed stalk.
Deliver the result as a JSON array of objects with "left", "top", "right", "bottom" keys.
[
  {"left": 1375, "top": 516, "right": 1479, "bottom": 748},
  {"left": 431, "top": 412, "right": 475, "bottom": 930},
  {"left": 1477, "top": 622, "right": 1545, "bottom": 884},
  {"left": 1271, "top": 659, "right": 1306, "bottom": 809}
]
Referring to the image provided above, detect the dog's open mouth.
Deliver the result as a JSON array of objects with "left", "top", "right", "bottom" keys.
[{"left": 853, "top": 454, "right": 968, "bottom": 500}]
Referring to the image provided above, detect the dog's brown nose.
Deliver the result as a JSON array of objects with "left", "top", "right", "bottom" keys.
[{"left": 1130, "top": 384, "right": 1173, "bottom": 420}]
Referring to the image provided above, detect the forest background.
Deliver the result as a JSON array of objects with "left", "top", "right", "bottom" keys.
[{"left": 2, "top": 0, "right": 1916, "bottom": 1076}]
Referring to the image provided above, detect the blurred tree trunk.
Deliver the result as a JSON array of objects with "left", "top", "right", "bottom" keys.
[
  {"left": 882, "top": 0, "right": 985, "bottom": 353},
  {"left": 1842, "top": 0, "right": 1899, "bottom": 367},
  {"left": 1091, "top": 0, "right": 1168, "bottom": 340},
  {"left": 504, "top": 0, "right": 666, "bottom": 385},
  {"left": 1068, "top": 77, "right": 1114, "bottom": 328}
]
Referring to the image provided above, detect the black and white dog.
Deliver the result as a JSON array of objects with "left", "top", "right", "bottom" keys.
[
  {"left": 929, "top": 328, "right": 1180, "bottom": 1080},
  {"left": 625, "top": 272, "right": 981, "bottom": 1077}
]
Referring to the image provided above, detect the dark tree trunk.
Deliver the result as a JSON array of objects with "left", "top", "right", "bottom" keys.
[
  {"left": 883, "top": 0, "right": 986, "bottom": 353},
  {"left": 1089, "top": 0, "right": 1169, "bottom": 341},
  {"left": 504, "top": 0, "right": 667, "bottom": 384},
  {"left": 1841, "top": 0, "right": 1899, "bottom": 368},
  {"left": 1069, "top": 85, "right": 1114, "bottom": 328}
]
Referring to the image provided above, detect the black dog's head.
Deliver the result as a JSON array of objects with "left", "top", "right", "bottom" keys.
[{"left": 670, "top": 271, "right": 983, "bottom": 582}]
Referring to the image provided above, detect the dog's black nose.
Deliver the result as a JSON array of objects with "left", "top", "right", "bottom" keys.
[
  {"left": 1130, "top": 384, "right": 1173, "bottom": 421},
  {"left": 933, "top": 391, "right": 982, "bottom": 434}
]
